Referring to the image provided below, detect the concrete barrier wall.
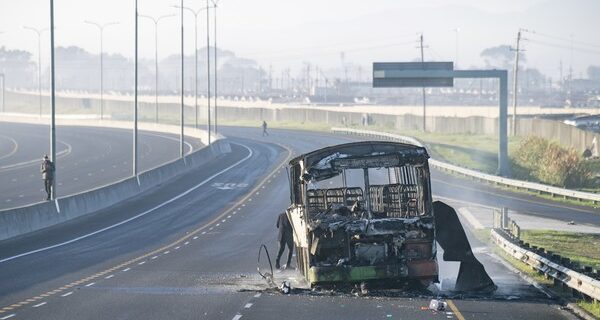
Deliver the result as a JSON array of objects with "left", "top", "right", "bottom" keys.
[
  {"left": 5, "top": 90, "right": 596, "bottom": 151},
  {"left": 0, "top": 135, "right": 230, "bottom": 241}
]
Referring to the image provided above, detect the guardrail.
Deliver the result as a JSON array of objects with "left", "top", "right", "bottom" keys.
[
  {"left": 331, "top": 127, "right": 600, "bottom": 204},
  {"left": 491, "top": 228, "right": 600, "bottom": 302}
]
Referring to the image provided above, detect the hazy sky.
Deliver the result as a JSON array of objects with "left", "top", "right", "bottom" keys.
[{"left": 1, "top": 0, "right": 599, "bottom": 78}]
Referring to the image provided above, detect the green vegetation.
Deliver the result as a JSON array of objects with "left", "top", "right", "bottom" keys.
[
  {"left": 513, "top": 136, "right": 592, "bottom": 188},
  {"left": 520, "top": 230, "right": 600, "bottom": 270},
  {"left": 579, "top": 300, "right": 600, "bottom": 318},
  {"left": 494, "top": 236, "right": 600, "bottom": 319}
]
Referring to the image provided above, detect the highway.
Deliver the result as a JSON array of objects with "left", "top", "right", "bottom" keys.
[
  {"left": 0, "top": 124, "right": 595, "bottom": 319},
  {"left": 0, "top": 122, "right": 202, "bottom": 210}
]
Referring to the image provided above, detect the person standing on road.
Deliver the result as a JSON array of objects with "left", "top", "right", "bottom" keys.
[
  {"left": 275, "top": 212, "right": 293, "bottom": 269},
  {"left": 262, "top": 120, "right": 269, "bottom": 136},
  {"left": 41, "top": 155, "right": 55, "bottom": 200}
]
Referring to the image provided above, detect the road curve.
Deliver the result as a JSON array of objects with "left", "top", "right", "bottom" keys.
[
  {"left": 0, "top": 126, "right": 586, "bottom": 320},
  {"left": 0, "top": 122, "right": 202, "bottom": 210}
]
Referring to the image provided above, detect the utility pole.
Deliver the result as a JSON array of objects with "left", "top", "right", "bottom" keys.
[
  {"left": 23, "top": 26, "right": 47, "bottom": 118},
  {"left": 84, "top": 21, "right": 118, "bottom": 120},
  {"left": 419, "top": 34, "right": 427, "bottom": 132},
  {"left": 133, "top": 0, "right": 139, "bottom": 175},
  {"left": 49, "top": 0, "right": 56, "bottom": 199},
  {"left": 511, "top": 29, "right": 524, "bottom": 136}
]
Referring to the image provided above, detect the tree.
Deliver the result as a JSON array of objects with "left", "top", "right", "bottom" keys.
[
  {"left": 587, "top": 65, "right": 600, "bottom": 80},
  {"left": 480, "top": 45, "right": 525, "bottom": 70},
  {"left": 0, "top": 46, "right": 36, "bottom": 88}
]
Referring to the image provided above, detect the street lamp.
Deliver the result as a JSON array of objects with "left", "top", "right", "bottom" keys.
[
  {"left": 23, "top": 26, "right": 48, "bottom": 118},
  {"left": 212, "top": 0, "right": 219, "bottom": 136},
  {"left": 140, "top": 14, "right": 175, "bottom": 123},
  {"left": 133, "top": 0, "right": 139, "bottom": 176},
  {"left": 172, "top": 4, "right": 208, "bottom": 131},
  {"left": 49, "top": 0, "right": 57, "bottom": 200},
  {"left": 84, "top": 20, "right": 119, "bottom": 120}
]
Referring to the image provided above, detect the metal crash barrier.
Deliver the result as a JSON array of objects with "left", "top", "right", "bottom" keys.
[
  {"left": 491, "top": 228, "right": 600, "bottom": 302},
  {"left": 332, "top": 127, "right": 600, "bottom": 204}
]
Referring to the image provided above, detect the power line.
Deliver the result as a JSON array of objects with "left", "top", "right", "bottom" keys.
[
  {"left": 523, "top": 30, "right": 600, "bottom": 49},
  {"left": 527, "top": 39, "right": 600, "bottom": 56}
]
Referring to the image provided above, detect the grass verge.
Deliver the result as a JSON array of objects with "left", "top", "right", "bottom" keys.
[
  {"left": 491, "top": 231, "right": 600, "bottom": 319},
  {"left": 520, "top": 230, "right": 600, "bottom": 270}
]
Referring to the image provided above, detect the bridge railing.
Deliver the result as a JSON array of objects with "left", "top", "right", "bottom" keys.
[{"left": 331, "top": 127, "right": 600, "bottom": 204}]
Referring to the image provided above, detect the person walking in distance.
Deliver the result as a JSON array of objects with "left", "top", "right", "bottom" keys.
[
  {"left": 262, "top": 120, "right": 269, "bottom": 136},
  {"left": 41, "top": 155, "right": 55, "bottom": 200},
  {"left": 275, "top": 212, "right": 293, "bottom": 269}
]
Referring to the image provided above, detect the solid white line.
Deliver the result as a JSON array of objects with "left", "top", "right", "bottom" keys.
[
  {"left": 61, "top": 291, "right": 73, "bottom": 297},
  {"left": 232, "top": 315, "right": 242, "bottom": 320},
  {"left": 32, "top": 302, "right": 47, "bottom": 308},
  {"left": 0, "top": 314, "right": 15, "bottom": 319},
  {"left": 0, "top": 134, "right": 18, "bottom": 161},
  {"left": 85, "top": 282, "right": 95, "bottom": 287},
  {"left": 244, "top": 303, "right": 253, "bottom": 309},
  {"left": 457, "top": 207, "right": 485, "bottom": 230},
  {"left": 0, "top": 143, "right": 254, "bottom": 264}
]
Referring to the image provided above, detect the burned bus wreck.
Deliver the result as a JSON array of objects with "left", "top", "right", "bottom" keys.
[{"left": 286, "top": 141, "right": 495, "bottom": 292}]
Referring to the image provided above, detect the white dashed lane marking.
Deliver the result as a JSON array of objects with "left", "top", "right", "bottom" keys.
[
  {"left": 151, "top": 256, "right": 158, "bottom": 260},
  {"left": 85, "top": 282, "right": 95, "bottom": 287},
  {"left": 122, "top": 268, "right": 131, "bottom": 272},
  {"left": 0, "top": 314, "right": 16, "bottom": 319},
  {"left": 61, "top": 291, "right": 73, "bottom": 297},
  {"left": 244, "top": 303, "right": 253, "bottom": 309},
  {"left": 105, "top": 275, "right": 114, "bottom": 279},
  {"left": 253, "top": 293, "right": 261, "bottom": 298},
  {"left": 138, "top": 261, "right": 146, "bottom": 265},
  {"left": 232, "top": 315, "right": 242, "bottom": 320},
  {"left": 32, "top": 302, "right": 47, "bottom": 308},
  {"left": 193, "top": 236, "right": 199, "bottom": 239}
]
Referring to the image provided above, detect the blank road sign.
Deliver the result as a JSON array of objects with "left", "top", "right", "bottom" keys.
[{"left": 373, "top": 62, "right": 454, "bottom": 88}]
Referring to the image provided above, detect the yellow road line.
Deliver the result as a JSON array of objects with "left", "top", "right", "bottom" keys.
[
  {"left": 447, "top": 300, "right": 466, "bottom": 320},
  {"left": 0, "top": 141, "right": 293, "bottom": 314}
]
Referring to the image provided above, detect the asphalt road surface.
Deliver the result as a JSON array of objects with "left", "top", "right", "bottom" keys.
[
  {"left": 0, "top": 122, "right": 202, "bottom": 210},
  {"left": 0, "top": 126, "right": 595, "bottom": 319}
]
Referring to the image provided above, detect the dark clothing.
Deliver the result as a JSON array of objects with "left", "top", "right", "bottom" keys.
[
  {"left": 276, "top": 212, "right": 293, "bottom": 242},
  {"left": 276, "top": 238, "right": 294, "bottom": 269},
  {"left": 41, "top": 159, "right": 55, "bottom": 200},
  {"left": 41, "top": 159, "right": 55, "bottom": 180},
  {"left": 44, "top": 179, "right": 53, "bottom": 200},
  {"left": 262, "top": 121, "right": 268, "bottom": 136},
  {"left": 276, "top": 212, "right": 293, "bottom": 268}
]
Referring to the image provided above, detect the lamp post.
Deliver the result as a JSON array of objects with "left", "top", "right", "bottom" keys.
[
  {"left": 49, "top": 0, "right": 56, "bottom": 199},
  {"left": 179, "top": 0, "right": 185, "bottom": 158},
  {"left": 133, "top": 0, "right": 138, "bottom": 175},
  {"left": 172, "top": 4, "right": 207, "bottom": 131},
  {"left": 84, "top": 20, "right": 118, "bottom": 120},
  {"left": 139, "top": 14, "right": 174, "bottom": 123},
  {"left": 212, "top": 0, "right": 219, "bottom": 136},
  {"left": 0, "top": 73, "right": 5, "bottom": 113},
  {"left": 23, "top": 26, "right": 48, "bottom": 118}
]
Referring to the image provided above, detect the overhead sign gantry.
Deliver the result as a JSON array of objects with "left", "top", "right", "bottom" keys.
[{"left": 372, "top": 62, "right": 510, "bottom": 177}]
